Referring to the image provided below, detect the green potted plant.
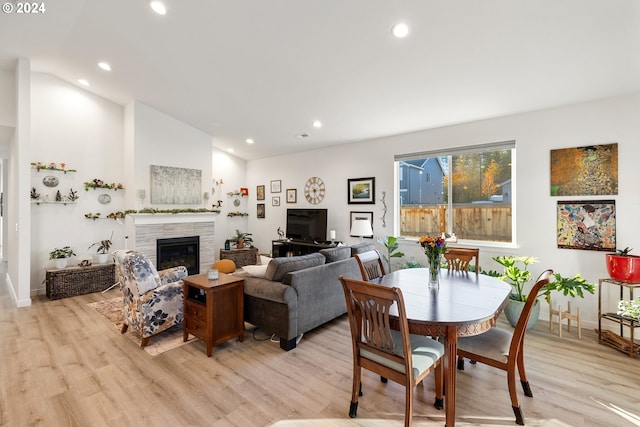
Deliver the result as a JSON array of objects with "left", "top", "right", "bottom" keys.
[
  {"left": 492, "top": 255, "right": 595, "bottom": 329},
  {"left": 618, "top": 298, "right": 640, "bottom": 320},
  {"left": 376, "top": 236, "right": 405, "bottom": 272},
  {"left": 88, "top": 231, "right": 113, "bottom": 264},
  {"left": 229, "top": 229, "right": 253, "bottom": 249},
  {"left": 49, "top": 246, "right": 76, "bottom": 269}
]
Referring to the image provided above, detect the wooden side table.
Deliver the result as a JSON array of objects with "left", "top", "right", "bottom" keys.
[
  {"left": 219, "top": 247, "right": 258, "bottom": 267},
  {"left": 183, "top": 273, "right": 244, "bottom": 357}
]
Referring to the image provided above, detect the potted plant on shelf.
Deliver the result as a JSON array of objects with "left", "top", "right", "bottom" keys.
[
  {"left": 491, "top": 255, "right": 595, "bottom": 329},
  {"left": 605, "top": 247, "right": 640, "bottom": 283},
  {"left": 49, "top": 246, "right": 76, "bottom": 269},
  {"left": 88, "top": 232, "right": 113, "bottom": 264},
  {"left": 229, "top": 229, "right": 253, "bottom": 249}
]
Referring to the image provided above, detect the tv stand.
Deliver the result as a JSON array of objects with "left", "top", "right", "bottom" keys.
[{"left": 272, "top": 240, "right": 334, "bottom": 257}]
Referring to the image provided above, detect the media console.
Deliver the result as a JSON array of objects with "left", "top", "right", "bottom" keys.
[{"left": 271, "top": 239, "right": 336, "bottom": 257}]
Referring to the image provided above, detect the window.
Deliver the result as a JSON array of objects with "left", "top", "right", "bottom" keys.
[{"left": 396, "top": 141, "right": 514, "bottom": 243}]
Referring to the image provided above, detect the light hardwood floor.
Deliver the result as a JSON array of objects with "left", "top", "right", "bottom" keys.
[{"left": 1, "top": 277, "right": 639, "bottom": 427}]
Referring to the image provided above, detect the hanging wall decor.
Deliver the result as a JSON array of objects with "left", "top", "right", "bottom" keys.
[
  {"left": 550, "top": 143, "right": 618, "bottom": 196},
  {"left": 150, "top": 165, "right": 202, "bottom": 204},
  {"left": 557, "top": 200, "right": 616, "bottom": 251}
]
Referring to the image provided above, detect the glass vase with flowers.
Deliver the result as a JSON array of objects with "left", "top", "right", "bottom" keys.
[{"left": 419, "top": 235, "right": 447, "bottom": 288}]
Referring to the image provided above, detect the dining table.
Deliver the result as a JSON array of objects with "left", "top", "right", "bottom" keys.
[{"left": 370, "top": 267, "right": 511, "bottom": 427}]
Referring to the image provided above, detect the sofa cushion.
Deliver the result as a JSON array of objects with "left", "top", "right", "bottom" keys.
[
  {"left": 350, "top": 242, "right": 376, "bottom": 256},
  {"left": 320, "top": 246, "right": 351, "bottom": 263},
  {"left": 265, "top": 252, "right": 326, "bottom": 282}
]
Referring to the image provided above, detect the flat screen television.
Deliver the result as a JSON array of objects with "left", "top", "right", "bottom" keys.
[{"left": 286, "top": 208, "right": 328, "bottom": 242}]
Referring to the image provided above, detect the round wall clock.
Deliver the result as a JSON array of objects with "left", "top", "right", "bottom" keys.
[{"left": 304, "top": 176, "right": 325, "bottom": 204}]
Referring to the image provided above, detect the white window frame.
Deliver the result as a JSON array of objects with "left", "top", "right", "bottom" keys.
[{"left": 394, "top": 140, "right": 516, "bottom": 248}]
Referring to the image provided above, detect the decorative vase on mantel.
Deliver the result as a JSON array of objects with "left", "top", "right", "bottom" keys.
[{"left": 428, "top": 255, "right": 440, "bottom": 289}]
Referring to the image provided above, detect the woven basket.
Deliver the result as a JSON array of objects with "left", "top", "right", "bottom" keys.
[{"left": 46, "top": 263, "right": 116, "bottom": 300}]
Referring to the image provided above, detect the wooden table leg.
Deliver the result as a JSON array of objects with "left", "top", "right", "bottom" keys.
[{"left": 445, "top": 326, "right": 458, "bottom": 427}]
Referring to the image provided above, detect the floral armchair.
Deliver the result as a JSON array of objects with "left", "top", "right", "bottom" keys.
[{"left": 113, "top": 249, "right": 187, "bottom": 348}]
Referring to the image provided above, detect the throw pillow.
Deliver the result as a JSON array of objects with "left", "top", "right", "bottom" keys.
[
  {"left": 260, "top": 255, "right": 272, "bottom": 265},
  {"left": 214, "top": 259, "right": 236, "bottom": 274},
  {"left": 242, "top": 264, "right": 269, "bottom": 278},
  {"left": 265, "top": 252, "right": 326, "bottom": 282}
]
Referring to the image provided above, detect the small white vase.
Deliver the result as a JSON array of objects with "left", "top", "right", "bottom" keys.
[
  {"left": 53, "top": 258, "right": 68, "bottom": 269},
  {"left": 97, "top": 253, "right": 109, "bottom": 264}
]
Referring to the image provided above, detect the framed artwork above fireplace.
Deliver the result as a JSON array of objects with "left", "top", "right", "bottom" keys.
[{"left": 150, "top": 165, "right": 202, "bottom": 204}]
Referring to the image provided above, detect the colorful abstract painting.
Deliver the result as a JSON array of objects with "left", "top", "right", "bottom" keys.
[
  {"left": 550, "top": 143, "right": 618, "bottom": 196},
  {"left": 557, "top": 200, "right": 615, "bottom": 251}
]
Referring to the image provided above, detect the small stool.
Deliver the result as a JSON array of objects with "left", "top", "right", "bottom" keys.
[{"left": 549, "top": 300, "right": 582, "bottom": 339}]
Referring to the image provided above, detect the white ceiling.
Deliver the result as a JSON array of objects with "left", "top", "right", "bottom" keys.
[{"left": 1, "top": 0, "right": 639, "bottom": 160}]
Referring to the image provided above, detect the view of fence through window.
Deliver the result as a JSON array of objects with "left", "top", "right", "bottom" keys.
[{"left": 398, "top": 145, "right": 513, "bottom": 243}]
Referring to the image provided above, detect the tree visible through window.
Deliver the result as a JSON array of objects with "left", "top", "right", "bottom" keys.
[{"left": 396, "top": 143, "right": 514, "bottom": 243}]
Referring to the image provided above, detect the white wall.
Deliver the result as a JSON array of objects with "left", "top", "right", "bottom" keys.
[
  {"left": 29, "top": 77, "right": 239, "bottom": 293},
  {"left": 30, "top": 73, "right": 125, "bottom": 292},
  {"left": 211, "top": 150, "right": 248, "bottom": 260},
  {"left": 247, "top": 92, "right": 640, "bottom": 329},
  {"left": 0, "top": 68, "right": 16, "bottom": 127}
]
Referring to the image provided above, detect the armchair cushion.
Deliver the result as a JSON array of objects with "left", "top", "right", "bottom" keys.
[{"left": 127, "top": 251, "right": 161, "bottom": 295}]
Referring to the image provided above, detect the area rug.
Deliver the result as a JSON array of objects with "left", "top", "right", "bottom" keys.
[{"left": 88, "top": 297, "right": 195, "bottom": 356}]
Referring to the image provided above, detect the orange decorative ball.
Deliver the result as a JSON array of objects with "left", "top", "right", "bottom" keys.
[{"left": 213, "top": 259, "right": 236, "bottom": 274}]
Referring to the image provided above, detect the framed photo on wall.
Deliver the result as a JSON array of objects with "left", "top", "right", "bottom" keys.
[
  {"left": 270, "top": 180, "right": 282, "bottom": 193},
  {"left": 350, "top": 211, "right": 374, "bottom": 238},
  {"left": 272, "top": 196, "right": 280, "bottom": 206},
  {"left": 256, "top": 185, "right": 265, "bottom": 201},
  {"left": 286, "top": 188, "right": 297, "bottom": 203},
  {"left": 257, "top": 203, "right": 265, "bottom": 218},
  {"left": 348, "top": 177, "right": 375, "bottom": 204},
  {"left": 556, "top": 200, "right": 616, "bottom": 251}
]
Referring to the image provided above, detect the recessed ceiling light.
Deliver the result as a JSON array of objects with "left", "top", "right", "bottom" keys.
[
  {"left": 312, "top": 120, "right": 322, "bottom": 128},
  {"left": 150, "top": 1, "right": 166, "bottom": 15},
  {"left": 246, "top": 138, "right": 254, "bottom": 144},
  {"left": 78, "top": 79, "right": 90, "bottom": 86},
  {"left": 391, "top": 22, "right": 409, "bottom": 38},
  {"left": 98, "top": 62, "right": 111, "bottom": 71}
]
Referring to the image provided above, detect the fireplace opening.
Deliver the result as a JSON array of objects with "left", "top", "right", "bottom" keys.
[{"left": 157, "top": 236, "right": 200, "bottom": 275}]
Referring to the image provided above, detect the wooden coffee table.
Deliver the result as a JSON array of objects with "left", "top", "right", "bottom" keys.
[{"left": 182, "top": 272, "right": 244, "bottom": 356}]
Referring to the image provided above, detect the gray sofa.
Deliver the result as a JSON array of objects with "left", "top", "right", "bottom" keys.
[{"left": 242, "top": 242, "right": 374, "bottom": 350}]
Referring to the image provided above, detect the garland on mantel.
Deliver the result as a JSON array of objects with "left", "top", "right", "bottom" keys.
[{"left": 84, "top": 208, "right": 221, "bottom": 220}]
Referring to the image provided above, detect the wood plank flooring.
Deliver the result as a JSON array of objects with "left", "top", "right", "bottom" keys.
[{"left": 1, "top": 278, "right": 639, "bottom": 427}]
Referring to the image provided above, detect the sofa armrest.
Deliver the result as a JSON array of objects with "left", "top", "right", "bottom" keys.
[
  {"left": 243, "top": 277, "right": 297, "bottom": 304},
  {"left": 158, "top": 266, "right": 188, "bottom": 284}
]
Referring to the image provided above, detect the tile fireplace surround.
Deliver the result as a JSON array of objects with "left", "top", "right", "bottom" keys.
[{"left": 126, "top": 214, "right": 216, "bottom": 275}]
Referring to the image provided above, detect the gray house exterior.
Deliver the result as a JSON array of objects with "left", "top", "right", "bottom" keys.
[{"left": 399, "top": 158, "right": 445, "bottom": 204}]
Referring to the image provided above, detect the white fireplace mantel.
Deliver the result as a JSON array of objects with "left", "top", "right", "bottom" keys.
[{"left": 128, "top": 213, "right": 219, "bottom": 225}]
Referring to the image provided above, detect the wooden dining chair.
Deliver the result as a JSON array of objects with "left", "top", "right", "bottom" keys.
[
  {"left": 339, "top": 276, "right": 444, "bottom": 427},
  {"left": 456, "top": 269, "right": 553, "bottom": 425},
  {"left": 354, "top": 249, "right": 386, "bottom": 281},
  {"left": 443, "top": 247, "right": 480, "bottom": 274}
]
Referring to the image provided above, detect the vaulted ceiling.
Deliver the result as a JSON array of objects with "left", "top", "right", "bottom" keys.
[{"left": 1, "top": 0, "right": 639, "bottom": 160}]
